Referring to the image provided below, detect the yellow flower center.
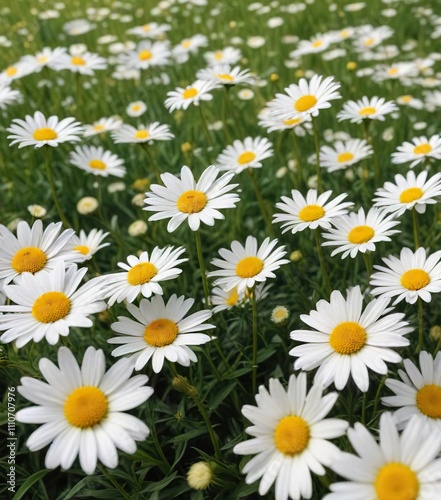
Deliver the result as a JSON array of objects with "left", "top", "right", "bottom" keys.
[
  {"left": 294, "top": 95, "right": 318, "bottom": 112},
  {"left": 340, "top": 29, "right": 350, "bottom": 38},
  {"left": 32, "top": 291, "right": 71, "bottom": 323},
  {"left": 143, "top": 318, "right": 179, "bottom": 347},
  {"left": 235, "top": 256, "right": 264, "bottom": 278},
  {"left": 274, "top": 416, "right": 310, "bottom": 455},
  {"left": 364, "top": 37, "right": 375, "bottom": 47},
  {"left": 135, "top": 129, "right": 149, "bottom": 140},
  {"left": 182, "top": 40, "right": 191, "bottom": 48},
  {"left": 312, "top": 40, "right": 323, "bottom": 48},
  {"left": 74, "top": 245, "right": 90, "bottom": 255},
  {"left": 214, "top": 51, "right": 223, "bottom": 61},
  {"left": 329, "top": 321, "right": 366, "bottom": 354},
  {"left": 400, "top": 269, "right": 430, "bottom": 291},
  {"left": 177, "top": 190, "right": 207, "bottom": 213},
  {"left": 93, "top": 124, "right": 105, "bottom": 131},
  {"left": 399, "top": 187, "right": 423, "bottom": 203},
  {"left": 400, "top": 95, "right": 412, "bottom": 103},
  {"left": 139, "top": 50, "right": 153, "bottom": 61},
  {"left": 127, "top": 262, "right": 158, "bottom": 286},
  {"left": 416, "top": 384, "right": 441, "bottom": 418},
  {"left": 226, "top": 288, "right": 239, "bottom": 306},
  {"left": 33, "top": 128, "right": 58, "bottom": 141},
  {"left": 6, "top": 66, "right": 17, "bottom": 77},
  {"left": 388, "top": 68, "right": 399, "bottom": 76},
  {"left": 348, "top": 225, "right": 374, "bottom": 244},
  {"left": 413, "top": 143, "right": 432, "bottom": 155},
  {"left": 11, "top": 246, "right": 47, "bottom": 273},
  {"left": 37, "top": 56, "right": 48, "bottom": 64},
  {"left": 71, "top": 56, "right": 86, "bottom": 66},
  {"left": 142, "top": 24, "right": 150, "bottom": 32},
  {"left": 89, "top": 159, "right": 106, "bottom": 170},
  {"left": 337, "top": 152, "right": 354, "bottom": 163},
  {"left": 283, "top": 118, "right": 301, "bottom": 126},
  {"left": 237, "top": 151, "right": 256, "bottom": 165},
  {"left": 132, "top": 104, "right": 141, "bottom": 112},
  {"left": 374, "top": 462, "right": 419, "bottom": 500},
  {"left": 216, "top": 73, "right": 234, "bottom": 81},
  {"left": 298, "top": 204, "right": 325, "bottom": 222},
  {"left": 358, "top": 106, "right": 377, "bottom": 116},
  {"left": 183, "top": 87, "right": 198, "bottom": 99},
  {"left": 64, "top": 386, "right": 108, "bottom": 428}
]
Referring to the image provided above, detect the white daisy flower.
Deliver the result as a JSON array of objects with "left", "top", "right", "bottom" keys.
[
  {"left": 267, "top": 74, "right": 341, "bottom": 121},
  {"left": 63, "top": 19, "right": 96, "bottom": 35},
  {"left": 126, "top": 101, "right": 147, "bottom": 117},
  {"left": 289, "top": 34, "right": 333, "bottom": 57},
  {"left": 258, "top": 109, "right": 312, "bottom": 135},
  {"left": 7, "top": 111, "right": 83, "bottom": 149},
  {"left": 0, "top": 62, "right": 33, "bottom": 84},
  {"left": 273, "top": 189, "right": 353, "bottom": 234},
  {"left": 119, "top": 40, "right": 170, "bottom": 70},
  {"left": 126, "top": 22, "right": 171, "bottom": 38},
  {"left": 52, "top": 51, "right": 107, "bottom": 75},
  {"left": 16, "top": 346, "right": 153, "bottom": 475},
  {"left": 373, "top": 170, "right": 441, "bottom": 216},
  {"left": 233, "top": 374, "right": 348, "bottom": 500},
  {"left": 111, "top": 122, "right": 174, "bottom": 144},
  {"left": 143, "top": 165, "right": 240, "bottom": 232},
  {"left": 196, "top": 64, "right": 254, "bottom": 86},
  {"left": 382, "top": 351, "right": 441, "bottom": 432},
  {"left": 320, "top": 139, "right": 373, "bottom": 172},
  {"left": 370, "top": 247, "right": 441, "bottom": 305},
  {"left": 321, "top": 207, "right": 400, "bottom": 259},
  {"left": 210, "top": 286, "right": 245, "bottom": 313},
  {"left": 204, "top": 47, "right": 242, "bottom": 66},
  {"left": 373, "top": 62, "right": 418, "bottom": 82},
  {"left": 208, "top": 236, "right": 289, "bottom": 293},
  {"left": 353, "top": 24, "right": 394, "bottom": 52},
  {"left": 0, "top": 262, "right": 106, "bottom": 347},
  {"left": 391, "top": 134, "right": 441, "bottom": 168},
  {"left": 0, "top": 220, "right": 80, "bottom": 287},
  {"left": 0, "top": 83, "right": 21, "bottom": 110},
  {"left": 396, "top": 94, "right": 424, "bottom": 109},
  {"left": 172, "top": 34, "right": 208, "bottom": 63},
  {"left": 164, "top": 80, "right": 219, "bottom": 112},
  {"left": 69, "top": 229, "right": 110, "bottom": 261},
  {"left": 70, "top": 145, "right": 126, "bottom": 178},
  {"left": 19, "top": 47, "right": 67, "bottom": 73},
  {"left": 337, "top": 96, "right": 398, "bottom": 123},
  {"left": 290, "top": 286, "right": 412, "bottom": 392},
  {"left": 83, "top": 117, "right": 122, "bottom": 137},
  {"left": 216, "top": 137, "right": 273, "bottom": 174},
  {"left": 100, "top": 246, "right": 187, "bottom": 306},
  {"left": 109, "top": 294, "right": 214, "bottom": 373},
  {"left": 324, "top": 413, "right": 441, "bottom": 500}
]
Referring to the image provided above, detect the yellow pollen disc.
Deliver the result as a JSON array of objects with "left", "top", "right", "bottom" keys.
[
  {"left": 341, "top": 29, "right": 349, "bottom": 37},
  {"left": 74, "top": 245, "right": 90, "bottom": 255},
  {"left": 337, "top": 152, "right": 354, "bottom": 163},
  {"left": 416, "top": 384, "right": 441, "bottom": 418},
  {"left": 32, "top": 292, "right": 71, "bottom": 323},
  {"left": 358, "top": 106, "right": 377, "bottom": 116},
  {"left": 294, "top": 95, "right": 318, "bottom": 112},
  {"left": 312, "top": 40, "right": 323, "bottom": 48},
  {"left": 348, "top": 225, "right": 374, "bottom": 244},
  {"left": 400, "top": 269, "right": 430, "bottom": 291},
  {"left": 274, "top": 416, "right": 310, "bottom": 455},
  {"left": 399, "top": 187, "right": 423, "bottom": 203},
  {"left": 6, "top": 66, "right": 17, "bottom": 77},
  {"left": 37, "top": 56, "right": 48, "bottom": 64},
  {"left": 139, "top": 50, "right": 153, "bottom": 61},
  {"left": 329, "top": 321, "right": 366, "bottom": 354},
  {"left": 11, "top": 246, "right": 47, "bottom": 273},
  {"left": 64, "top": 386, "right": 108, "bottom": 428},
  {"left": 93, "top": 124, "right": 105, "bottom": 131},
  {"left": 401, "top": 95, "right": 412, "bottom": 103},
  {"left": 127, "top": 262, "right": 158, "bottom": 286},
  {"left": 298, "top": 204, "right": 325, "bottom": 222},
  {"left": 283, "top": 118, "right": 301, "bottom": 126},
  {"left": 413, "top": 143, "right": 432, "bottom": 155},
  {"left": 183, "top": 87, "right": 198, "bottom": 99},
  {"left": 236, "top": 256, "right": 264, "bottom": 279},
  {"left": 214, "top": 51, "right": 223, "bottom": 60},
  {"left": 144, "top": 318, "right": 179, "bottom": 347},
  {"left": 364, "top": 37, "right": 375, "bottom": 46},
  {"left": 375, "top": 462, "right": 419, "bottom": 500},
  {"left": 182, "top": 40, "right": 191, "bottom": 48},
  {"left": 216, "top": 73, "right": 234, "bottom": 81},
  {"left": 89, "top": 159, "right": 107, "bottom": 170},
  {"left": 237, "top": 151, "right": 256, "bottom": 165},
  {"left": 388, "top": 68, "right": 399, "bottom": 76},
  {"left": 177, "top": 190, "right": 207, "bottom": 213},
  {"left": 33, "top": 128, "right": 58, "bottom": 141},
  {"left": 226, "top": 288, "right": 239, "bottom": 306},
  {"left": 132, "top": 104, "right": 141, "bottom": 112},
  {"left": 71, "top": 56, "right": 86, "bottom": 66},
  {"left": 135, "top": 129, "right": 149, "bottom": 139},
  {"left": 142, "top": 24, "right": 151, "bottom": 31}
]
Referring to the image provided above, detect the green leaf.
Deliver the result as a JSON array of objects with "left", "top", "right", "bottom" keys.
[
  {"left": 138, "top": 471, "right": 178, "bottom": 493},
  {"left": 12, "top": 469, "right": 50, "bottom": 500}
]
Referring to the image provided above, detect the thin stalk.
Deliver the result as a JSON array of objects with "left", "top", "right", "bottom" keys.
[
  {"left": 292, "top": 131, "right": 304, "bottom": 187},
  {"left": 311, "top": 118, "right": 322, "bottom": 193},
  {"left": 248, "top": 168, "right": 275, "bottom": 237},
  {"left": 141, "top": 144, "right": 161, "bottom": 184},
  {"left": 314, "top": 229, "right": 332, "bottom": 296},
  {"left": 363, "top": 251, "right": 372, "bottom": 279},
  {"left": 192, "top": 393, "right": 222, "bottom": 459},
  {"left": 434, "top": 336, "right": 441, "bottom": 356},
  {"left": 412, "top": 207, "right": 420, "bottom": 249},
  {"left": 371, "top": 375, "right": 387, "bottom": 422},
  {"left": 362, "top": 119, "right": 380, "bottom": 186},
  {"left": 195, "top": 230, "right": 210, "bottom": 307},
  {"left": 222, "top": 87, "right": 232, "bottom": 143},
  {"left": 43, "top": 146, "right": 71, "bottom": 228},
  {"left": 98, "top": 465, "right": 130, "bottom": 500},
  {"left": 251, "top": 286, "right": 258, "bottom": 395},
  {"left": 416, "top": 297, "right": 424, "bottom": 353},
  {"left": 224, "top": 86, "right": 242, "bottom": 137},
  {"left": 361, "top": 392, "right": 367, "bottom": 424},
  {"left": 199, "top": 104, "right": 212, "bottom": 147}
]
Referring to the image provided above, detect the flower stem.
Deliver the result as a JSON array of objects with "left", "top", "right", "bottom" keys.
[
  {"left": 292, "top": 131, "right": 304, "bottom": 188},
  {"left": 141, "top": 143, "right": 161, "bottom": 184},
  {"left": 362, "top": 119, "right": 380, "bottom": 186},
  {"left": 311, "top": 118, "right": 322, "bottom": 193},
  {"left": 98, "top": 465, "right": 131, "bottom": 500},
  {"left": 363, "top": 251, "right": 372, "bottom": 279},
  {"left": 192, "top": 391, "right": 222, "bottom": 459},
  {"left": 199, "top": 104, "right": 212, "bottom": 147},
  {"left": 195, "top": 230, "right": 210, "bottom": 307},
  {"left": 43, "top": 146, "right": 71, "bottom": 228},
  {"left": 361, "top": 392, "right": 367, "bottom": 424},
  {"left": 248, "top": 168, "right": 275, "bottom": 237},
  {"left": 412, "top": 207, "right": 420, "bottom": 249},
  {"left": 251, "top": 286, "right": 258, "bottom": 395},
  {"left": 222, "top": 87, "right": 232, "bottom": 143},
  {"left": 416, "top": 297, "right": 424, "bottom": 353},
  {"left": 314, "top": 229, "right": 332, "bottom": 296}
]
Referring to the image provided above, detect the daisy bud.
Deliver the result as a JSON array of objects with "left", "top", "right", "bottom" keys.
[
  {"left": 131, "top": 193, "right": 145, "bottom": 207},
  {"left": 270, "top": 72, "right": 279, "bottom": 82},
  {"left": 27, "top": 204, "right": 47, "bottom": 218},
  {"left": 128, "top": 220, "right": 148, "bottom": 236},
  {"left": 77, "top": 196, "right": 98, "bottom": 215},
  {"left": 132, "top": 178, "right": 150, "bottom": 192},
  {"left": 290, "top": 250, "right": 302, "bottom": 262},
  {"left": 271, "top": 305, "right": 290, "bottom": 324},
  {"left": 429, "top": 325, "right": 441, "bottom": 341},
  {"left": 181, "top": 141, "right": 192, "bottom": 153},
  {"left": 346, "top": 61, "right": 357, "bottom": 71},
  {"left": 187, "top": 461, "right": 213, "bottom": 490},
  {"left": 172, "top": 375, "right": 198, "bottom": 398}
]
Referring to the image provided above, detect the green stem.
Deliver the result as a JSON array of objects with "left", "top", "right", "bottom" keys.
[
  {"left": 371, "top": 375, "right": 387, "bottom": 422},
  {"left": 416, "top": 297, "right": 424, "bottom": 353},
  {"left": 141, "top": 144, "right": 161, "bottom": 184},
  {"left": 311, "top": 118, "right": 322, "bottom": 193},
  {"left": 43, "top": 146, "right": 71, "bottom": 227},
  {"left": 248, "top": 168, "right": 275, "bottom": 237},
  {"left": 199, "top": 104, "right": 212, "bottom": 147},
  {"left": 412, "top": 207, "right": 420, "bottom": 249},
  {"left": 314, "top": 229, "right": 332, "bottom": 296},
  {"left": 195, "top": 230, "right": 210, "bottom": 307},
  {"left": 361, "top": 392, "right": 367, "bottom": 424},
  {"left": 362, "top": 119, "right": 380, "bottom": 186},
  {"left": 363, "top": 251, "right": 372, "bottom": 279},
  {"left": 222, "top": 87, "right": 232, "bottom": 143},
  {"left": 192, "top": 393, "right": 222, "bottom": 459},
  {"left": 251, "top": 286, "right": 258, "bottom": 395},
  {"left": 98, "top": 465, "right": 130, "bottom": 499},
  {"left": 292, "top": 131, "right": 304, "bottom": 188}
]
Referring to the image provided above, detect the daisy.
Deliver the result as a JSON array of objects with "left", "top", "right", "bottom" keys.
[
  {"left": 210, "top": 286, "right": 245, "bottom": 313},
  {"left": 373, "top": 170, "right": 441, "bottom": 216},
  {"left": 119, "top": 41, "right": 170, "bottom": 70},
  {"left": 370, "top": 247, "right": 441, "bottom": 305},
  {"left": 0, "top": 83, "right": 21, "bottom": 109},
  {"left": 396, "top": 94, "right": 424, "bottom": 110},
  {"left": 204, "top": 47, "right": 242, "bottom": 66},
  {"left": 70, "top": 145, "right": 126, "bottom": 178},
  {"left": 196, "top": 64, "right": 254, "bottom": 86},
  {"left": 127, "top": 22, "right": 171, "bottom": 38},
  {"left": 109, "top": 294, "right": 214, "bottom": 373},
  {"left": 391, "top": 134, "right": 441, "bottom": 168},
  {"left": 0, "top": 262, "right": 106, "bottom": 347},
  {"left": 111, "top": 122, "right": 174, "bottom": 144},
  {"left": 83, "top": 117, "right": 122, "bottom": 137},
  {"left": 321, "top": 207, "right": 400, "bottom": 259},
  {"left": 16, "top": 346, "right": 153, "bottom": 475},
  {"left": 290, "top": 286, "right": 412, "bottom": 392},
  {"left": 337, "top": 96, "right": 398, "bottom": 123},
  {"left": 289, "top": 34, "right": 333, "bottom": 57},
  {"left": 216, "top": 137, "right": 273, "bottom": 174},
  {"left": 353, "top": 24, "right": 394, "bottom": 52},
  {"left": 69, "top": 229, "right": 110, "bottom": 261},
  {"left": 100, "top": 246, "right": 187, "bottom": 306},
  {"left": 172, "top": 34, "right": 208, "bottom": 63},
  {"left": 0, "top": 220, "right": 80, "bottom": 287},
  {"left": 258, "top": 110, "right": 312, "bottom": 135},
  {"left": 273, "top": 189, "right": 353, "bottom": 234},
  {"left": 0, "top": 62, "right": 33, "bottom": 84},
  {"left": 7, "top": 111, "right": 83, "bottom": 149},
  {"left": 126, "top": 101, "right": 147, "bottom": 117},
  {"left": 373, "top": 62, "right": 418, "bottom": 82},
  {"left": 19, "top": 47, "right": 67, "bottom": 73},
  {"left": 143, "top": 165, "right": 240, "bottom": 232},
  {"left": 164, "top": 80, "right": 219, "bottom": 112},
  {"left": 320, "top": 139, "right": 373, "bottom": 172},
  {"left": 53, "top": 51, "right": 107, "bottom": 75},
  {"left": 233, "top": 373, "right": 348, "bottom": 500},
  {"left": 324, "top": 413, "right": 441, "bottom": 500},
  {"left": 63, "top": 19, "right": 96, "bottom": 35},
  {"left": 382, "top": 351, "right": 441, "bottom": 432},
  {"left": 267, "top": 74, "right": 341, "bottom": 121},
  {"left": 208, "top": 236, "right": 289, "bottom": 293}
]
